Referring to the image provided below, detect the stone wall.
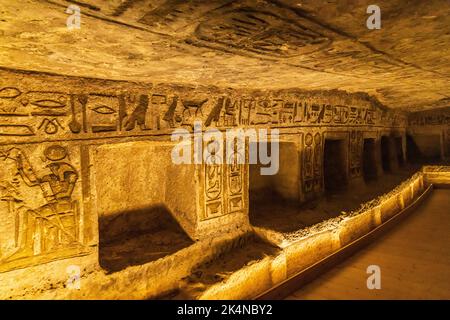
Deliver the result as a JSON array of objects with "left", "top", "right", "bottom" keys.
[
  {"left": 0, "top": 69, "right": 408, "bottom": 297},
  {"left": 407, "top": 107, "right": 450, "bottom": 160}
]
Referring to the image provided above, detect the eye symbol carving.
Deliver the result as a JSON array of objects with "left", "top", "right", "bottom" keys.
[
  {"left": 0, "top": 87, "right": 21, "bottom": 99},
  {"left": 31, "top": 99, "right": 66, "bottom": 108},
  {"left": 91, "top": 105, "right": 116, "bottom": 114}
]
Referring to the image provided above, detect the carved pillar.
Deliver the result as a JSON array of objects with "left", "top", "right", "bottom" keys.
[
  {"left": 302, "top": 131, "right": 323, "bottom": 201},
  {"left": 197, "top": 137, "right": 249, "bottom": 239}
]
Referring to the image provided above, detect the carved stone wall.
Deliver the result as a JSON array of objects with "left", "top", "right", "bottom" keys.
[
  {"left": 0, "top": 142, "right": 94, "bottom": 273},
  {"left": 0, "top": 69, "right": 407, "bottom": 278},
  {"left": 407, "top": 107, "right": 450, "bottom": 160}
]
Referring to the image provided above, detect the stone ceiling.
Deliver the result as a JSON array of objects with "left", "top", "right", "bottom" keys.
[{"left": 0, "top": 0, "right": 449, "bottom": 110}]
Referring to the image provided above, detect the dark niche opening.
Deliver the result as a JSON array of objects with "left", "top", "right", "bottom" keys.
[
  {"left": 93, "top": 142, "right": 196, "bottom": 273},
  {"left": 395, "top": 137, "right": 405, "bottom": 166},
  {"left": 406, "top": 134, "right": 422, "bottom": 163},
  {"left": 381, "top": 136, "right": 391, "bottom": 172},
  {"left": 248, "top": 141, "right": 301, "bottom": 228},
  {"left": 323, "top": 139, "right": 347, "bottom": 193},
  {"left": 98, "top": 205, "right": 193, "bottom": 273},
  {"left": 407, "top": 134, "right": 441, "bottom": 163},
  {"left": 363, "top": 138, "right": 378, "bottom": 182}
]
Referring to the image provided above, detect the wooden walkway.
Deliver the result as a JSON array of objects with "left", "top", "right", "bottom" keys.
[{"left": 287, "top": 189, "right": 450, "bottom": 300}]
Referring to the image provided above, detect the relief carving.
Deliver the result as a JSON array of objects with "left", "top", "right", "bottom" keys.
[
  {"left": 408, "top": 107, "right": 450, "bottom": 126},
  {"left": 313, "top": 133, "right": 323, "bottom": 190},
  {"left": 0, "top": 85, "right": 406, "bottom": 143},
  {"left": 0, "top": 88, "right": 69, "bottom": 137},
  {"left": 303, "top": 132, "right": 323, "bottom": 196},
  {"left": 190, "top": 4, "right": 333, "bottom": 59},
  {"left": 203, "top": 140, "right": 224, "bottom": 219},
  {"left": 226, "top": 140, "right": 245, "bottom": 214},
  {"left": 202, "top": 138, "right": 246, "bottom": 220},
  {"left": 0, "top": 144, "right": 87, "bottom": 272},
  {"left": 303, "top": 133, "right": 314, "bottom": 194},
  {"left": 349, "top": 130, "right": 363, "bottom": 178}
]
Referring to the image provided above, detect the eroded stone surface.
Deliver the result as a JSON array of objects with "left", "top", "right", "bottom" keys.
[{"left": 0, "top": 0, "right": 449, "bottom": 109}]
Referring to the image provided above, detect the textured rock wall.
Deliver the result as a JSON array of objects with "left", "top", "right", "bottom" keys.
[
  {"left": 0, "top": 69, "right": 407, "bottom": 297},
  {"left": 407, "top": 107, "right": 450, "bottom": 160}
]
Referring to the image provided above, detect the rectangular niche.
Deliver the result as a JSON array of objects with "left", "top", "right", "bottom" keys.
[
  {"left": 409, "top": 134, "right": 442, "bottom": 160},
  {"left": 92, "top": 141, "right": 195, "bottom": 272},
  {"left": 381, "top": 136, "right": 392, "bottom": 172},
  {"left": 323, "top": 139, "right": 348, "bottom": 193},
  {"left": 248, "top": 140, "right": 299, "bottom": 221},
  {"left": 363, "top": 138, "right": 378, "bottom": 181},
  {"left": 395, "top": 137, "right": 405, "bottom": 166}
]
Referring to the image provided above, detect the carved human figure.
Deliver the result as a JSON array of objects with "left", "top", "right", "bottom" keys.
[
  {"left": 205, "top": 140, "right": 222, "bottom": 200},
  {"left": 2, "top": 145, "right": 79, "bottom": 260}
]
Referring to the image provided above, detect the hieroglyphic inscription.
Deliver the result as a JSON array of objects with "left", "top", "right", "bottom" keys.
[
  {"left": 303, "top": 132, "right": 323, "bottom": 197},
  {"left": 0, "top": 85, "right": 405, "bottom": 143},
  {"left": 0, "top": 88, "right": 69, "bottom": 137},
  {"left": 349, "top": 130, "right": 363, "bottom": 178},
  {"left": 204, "top": 96, "right": 385, "bottom": 129},
  {"left": 408, "top": 107, "right": 450, "bottom": 126},
  {"left": 202, "top": 139, "right": 246, "bottom": 220},
  {"left": 204, "top": 139, "right": 224, "bottom": 219}
]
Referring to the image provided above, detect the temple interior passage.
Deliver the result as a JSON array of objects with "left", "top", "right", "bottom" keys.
[{"left": 0, "top": 0, "right": 449, "bottom": 300}]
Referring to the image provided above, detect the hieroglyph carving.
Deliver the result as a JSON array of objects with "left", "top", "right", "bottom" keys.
[
  {"left": 303, "top": 132, "right": 323, "bottom": 197},
  {"left": 349, "top": 130, "right": 363, "bottom": 178},
  {"left": 0, "top": 86, "right": 406, "bottom": 143},
  {"left": 202, "top": 139, "right": 246, "bottom": 220},
  {"left": 408, "top": 108, "right": 450, "bottom": 126}
]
